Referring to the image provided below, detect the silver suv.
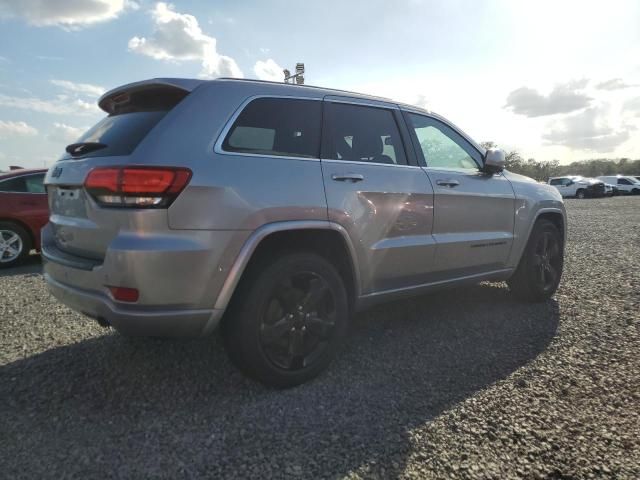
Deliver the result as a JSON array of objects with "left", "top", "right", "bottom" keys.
[{"left": 43, "top": 78, "right": 566, "bottom": 387}]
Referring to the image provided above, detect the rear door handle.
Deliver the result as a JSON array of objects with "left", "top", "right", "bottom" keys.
[
  {"left": 332, "top": 173, "right": 364, "bottom": 183},
  {"left": 435, "top": 179, "right": 460, "bottom": 187}
]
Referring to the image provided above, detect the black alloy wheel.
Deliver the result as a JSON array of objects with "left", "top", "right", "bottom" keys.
[
  {"left": 532, "top": 230, "right": 562, "bottom": 294},
  {"left": 508, "top": 219, "right": 564, "bottom": 302},
  {"left": 223, "top": 252, "right": 349, "bottom": 388},
  {"left": 259, "top": 271, "right": 336, "bottom": 371}
]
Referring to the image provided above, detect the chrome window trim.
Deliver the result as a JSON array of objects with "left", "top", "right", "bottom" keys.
[
  {"left": 320, "top": 158, "right": 422, "bottom": 169},
  {"left": 0, "top": 172, "right": 47, "bottom": 195},
  {"left": 214, "top": 94, "right": 323, "bottom": 162},
  {"left": 323, "top": 95, "right": 400, "bottom": 110}
]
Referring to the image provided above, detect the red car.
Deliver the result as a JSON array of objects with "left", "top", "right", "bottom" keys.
[{"left": 0, "top": 168, "right": 49, "bottom": 268}]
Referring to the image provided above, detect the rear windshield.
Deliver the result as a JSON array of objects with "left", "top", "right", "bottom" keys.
[{"left": 60, "top": 111, "right": 168, "bottom": 160}]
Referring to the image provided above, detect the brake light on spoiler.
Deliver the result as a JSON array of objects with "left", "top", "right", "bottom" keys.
[{"left": 84, "top": 166, "right": 191, "bottom": 208}]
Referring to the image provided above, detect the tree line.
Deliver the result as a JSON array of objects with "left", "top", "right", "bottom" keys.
[{"left": 480, "top": 142, "right": 640, "bottom": 182}]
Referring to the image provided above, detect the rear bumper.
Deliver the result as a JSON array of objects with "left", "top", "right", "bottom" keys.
[
  {"left": 45, "top": 272, "right": 223, "bottom": 337},
  {"left": 41, "top": 223, "right": 228, "bottom": 337}
]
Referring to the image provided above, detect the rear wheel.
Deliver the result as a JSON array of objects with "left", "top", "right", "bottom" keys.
[
  {"left": 575, "top": 189, "right": 586, "bottom": 199},
  {"left": 222, "top": 252, "right": 349, "bottom": 388},
  {"left": 0, "top": 222, "right": 31, "bottom": 269},
  {"left": 508, "top": 219, "right": 563, "bottom": 302}
]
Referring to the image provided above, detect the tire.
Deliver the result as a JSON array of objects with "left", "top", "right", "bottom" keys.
[
  {"left": 575, "top": 189, "right": 586, "bottom": 199},
  {"left": 222, "top": 252, "right": 349, "bottom": 388},
  {"left": 508, "top": 219, "right": 563, "bottom": 302},
  {"left": 0, "top": 221, "right": 32, "bottom": 269},
  {"left": 632, "top": 188, "right": 640, "bottom": 196}
]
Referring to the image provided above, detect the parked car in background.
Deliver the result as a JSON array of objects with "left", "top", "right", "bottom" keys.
[
  {"left": 0, "top": 168, "right": 49, "bottom": 267},
  {"left": 548, "top": 176, "right": 605, "bottom": 198},
  {"left": 42, "top": 78, "right": 566, "bottom": 387},
  {"left": 597, "top": 176, "right": 640, "bottom": 195}
]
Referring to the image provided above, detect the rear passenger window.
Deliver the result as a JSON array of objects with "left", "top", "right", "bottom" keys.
[
  {"left": 222, "top": 98, "right": 321, "bottom": 158},
  {"left": 25, "top": 174, "right": 46, "bottom": 193},
  {"left": 0, "top": 174, "right": 46, "bottom": 193},
  {"left": 0, "top": 176, "right": 26, "bottom": 192},
  {"left": 322, "top": 103, "right": 407, "bottom": 165}
]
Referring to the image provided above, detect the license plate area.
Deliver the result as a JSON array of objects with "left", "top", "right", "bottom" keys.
[{"left": 48, "top": 186, "right": 89, "bottom": 219}]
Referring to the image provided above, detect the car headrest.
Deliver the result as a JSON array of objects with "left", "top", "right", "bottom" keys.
[{"left": 352, "top": 131, "right": 383, "bottom": 160}]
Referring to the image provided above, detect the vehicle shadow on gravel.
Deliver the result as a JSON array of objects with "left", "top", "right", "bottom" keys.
[{"left": 0, "top": 283, "right": 559, "bottom": 478}]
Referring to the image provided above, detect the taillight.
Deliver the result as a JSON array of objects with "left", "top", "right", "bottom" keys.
[{"left": 84, "top": 166, "right": 191, "bottom": 208}]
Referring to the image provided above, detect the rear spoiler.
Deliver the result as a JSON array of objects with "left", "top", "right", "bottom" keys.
[{"left": 98, "top": 78, "right": 206, "bottom": 114}]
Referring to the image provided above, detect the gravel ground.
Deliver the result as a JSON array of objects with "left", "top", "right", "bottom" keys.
[{"left": 1, "top": 197, "right": 639, "bottom": 479}]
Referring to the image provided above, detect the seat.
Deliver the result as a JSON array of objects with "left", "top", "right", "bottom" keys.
[{"left": 351, "top": 130, "right": 394, "bottom": 164}]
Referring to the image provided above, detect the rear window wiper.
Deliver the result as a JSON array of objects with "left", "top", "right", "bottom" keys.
[{"left": 66, "top": 142, "right": 107, "bottom": 157}]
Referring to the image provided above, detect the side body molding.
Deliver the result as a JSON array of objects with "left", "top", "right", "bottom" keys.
[{"left": 213, "top": 220, "right": 361, "bottom": 311}]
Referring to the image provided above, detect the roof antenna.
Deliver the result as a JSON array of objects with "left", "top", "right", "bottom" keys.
[{"left": 283, "top": 63, "right": 305, "bottom": 84}]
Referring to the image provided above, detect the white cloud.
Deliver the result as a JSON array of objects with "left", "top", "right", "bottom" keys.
[
  {"left": 50, "top": 79, "right": 105, "bottom": 97},
  {"left": 623, "top": 97, "right": 640, "bottom": 117},
  {"left": 128, "top": 2, "right": 242, "bottom": 78},
  {"left": 253, "top": 59, "right": 284, "bottom": 82},
  {"left": 0, "top": 93, "right": 99, "bottom": 115},
  {"left": 47, "top": 123, "right": 87, "bottom": 143},
  {"left": 0, "top": 120, "right": 38, "bottom": 137},
  {"left": 505, "top": 80, "right": 592, "bottom": 117},
  {"left": 595, "top": 78, "right": 638, "bottom": 90},
  {"left": 542, "top": 106, "right": 633, "bottom": 153},
  {"left": 413, "top": 94, "right": 429, "bottom": 110},
  {"left": 0, "top": 0, "right": 134, "bottom": 29}
]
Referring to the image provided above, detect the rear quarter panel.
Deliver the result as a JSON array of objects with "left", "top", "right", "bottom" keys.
[{"left": 133, "top": 81, "right": 329, "bottom": 231}]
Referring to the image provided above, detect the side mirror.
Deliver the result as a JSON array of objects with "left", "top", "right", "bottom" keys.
[{"left": 483, "top": 148, "right": 505, "bottom": 174}]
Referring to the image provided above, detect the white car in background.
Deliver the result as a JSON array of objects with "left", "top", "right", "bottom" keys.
[
  {"left": 597, "top": 176, "right": 640, "bottom": 195},
  {"left": 548, "top": 176, "right": 605, "bottom": 199}
]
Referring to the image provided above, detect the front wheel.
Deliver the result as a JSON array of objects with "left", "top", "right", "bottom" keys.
[
  {"left": 632, "top": 188, "right": 640, "bottom": 196},
  {"left": 508, "top": 219, "right": 563, "bottom": 302},
  {"left": 222, "top": 252, "right": 349, "bottom": 388},
  {"left": 575, "top": 189, "right": 586, "bottom": 199}
]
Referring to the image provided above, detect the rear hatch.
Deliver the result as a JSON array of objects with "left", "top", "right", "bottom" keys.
[{"left": 45, "top": 79, "right": 201, "bottom": 260}]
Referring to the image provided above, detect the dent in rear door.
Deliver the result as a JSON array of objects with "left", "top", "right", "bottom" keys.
[{"left": 320, "top": 97, "right": 436, "bottom": 294}]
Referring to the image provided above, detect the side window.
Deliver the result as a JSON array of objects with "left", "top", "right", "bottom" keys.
[
  {"left": 618, "top": 178, "right": 631, "bottom": 185},
  {"left": 222, "top": 98, "right": 321, "bottom": 158},
  {"left": 25, "top": 174, "right": 46, "bottom": 193},
  {"left": 407, "top": 113, "right": 481, "bottom": 170},
  {"left": 322, "top": 102, "right": 407, "bottom": 165},
  {"left": 0, "top": 176, "right": 27, "bottom": 193},
  {"left": 550, "top": 179, "right": 561, "bottom": 186},
  {"left": 562, "top": 178, "right": 572, "bottom": 186}
]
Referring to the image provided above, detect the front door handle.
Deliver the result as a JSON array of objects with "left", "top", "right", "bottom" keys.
[
  {"left": 436, "top": 179, "right": 460, "bottom": 187},
  {"left": 332, "top": 173, "right": 364, "bottom": 183}
]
